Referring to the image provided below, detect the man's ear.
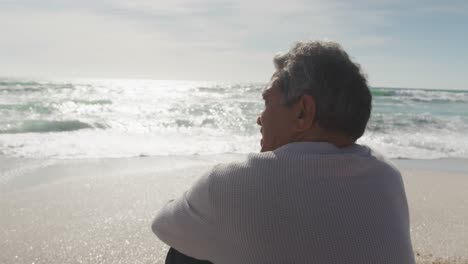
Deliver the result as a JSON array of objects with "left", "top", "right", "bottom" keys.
[{"left": 296, "top": 95, "right": 316, "bottom": 130}]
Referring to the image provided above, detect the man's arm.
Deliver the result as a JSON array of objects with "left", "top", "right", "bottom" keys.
[{"left": 152, "top": 169, "right": 217, "bottom": 260}]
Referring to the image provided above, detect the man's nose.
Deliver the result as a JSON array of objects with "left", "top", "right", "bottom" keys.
[{"left": 256, "top": 116, "right": 262, "bottom": 126}]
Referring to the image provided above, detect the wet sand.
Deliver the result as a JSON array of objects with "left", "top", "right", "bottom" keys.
[{"left": 0, "top": 155, "right": 467, "bottom": 263}]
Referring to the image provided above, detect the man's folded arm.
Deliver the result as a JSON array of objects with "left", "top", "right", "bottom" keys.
[{"left": 152, "top": 169, "right": 217, "bottom": 260}]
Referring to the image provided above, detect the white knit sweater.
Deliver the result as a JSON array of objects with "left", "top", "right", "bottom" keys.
[{"left": 152, "top": 142, "right": 415, "bottom": 263}]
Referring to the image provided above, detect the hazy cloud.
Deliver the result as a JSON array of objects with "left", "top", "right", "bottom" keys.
[{"left": 0, "top": 0, "right": 466, "bottom": 88}]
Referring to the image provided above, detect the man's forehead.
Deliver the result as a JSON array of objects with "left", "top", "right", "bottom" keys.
[
  {"left": 262, "top": 77, "right": 279, "bottom": 98},
  {"left": 262, "top": 88, "right": 270, "bottom": 98}
]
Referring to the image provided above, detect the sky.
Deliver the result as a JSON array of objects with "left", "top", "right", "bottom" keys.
[{"left": 0, "top": 0, "right": 467, "bottom": 90}]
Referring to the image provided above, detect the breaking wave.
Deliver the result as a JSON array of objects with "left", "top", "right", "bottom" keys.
[{"left": 0, "top": 120, "right": 104, "bottom": 134}]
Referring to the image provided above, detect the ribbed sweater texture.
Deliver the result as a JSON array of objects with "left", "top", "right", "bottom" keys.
[{"left": 152, "top": 142, "right": 415, "bottom": 263}]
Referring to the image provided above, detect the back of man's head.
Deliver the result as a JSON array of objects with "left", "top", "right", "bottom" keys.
[{"left": 274, "top": 40, "right": 372, "bottom": 141}]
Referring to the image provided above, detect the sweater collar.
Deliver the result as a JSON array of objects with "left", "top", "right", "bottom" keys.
[{"left": 274, "top": 141, "right": 368, "bottom": 155}]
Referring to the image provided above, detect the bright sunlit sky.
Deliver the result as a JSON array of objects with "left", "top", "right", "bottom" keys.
[{"left": 1, "top": 0, "right": 467, "bottom": 89}]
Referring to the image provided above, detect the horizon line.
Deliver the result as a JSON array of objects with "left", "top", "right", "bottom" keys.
[{"left": 0, "top": 75, "right": 466, "bottom": 92}]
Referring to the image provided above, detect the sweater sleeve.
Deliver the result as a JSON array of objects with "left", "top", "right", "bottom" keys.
[{"left": 151, "top": 168, "right": 217, "bottom": 260}]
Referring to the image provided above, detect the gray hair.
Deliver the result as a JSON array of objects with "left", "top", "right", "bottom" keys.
[{"left": 273, "top": 40, "right": 372, "bottom": 140}]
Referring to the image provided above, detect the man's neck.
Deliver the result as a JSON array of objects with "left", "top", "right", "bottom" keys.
[{"left": 292, "top": 128, "right": 354, "bottom": 148}]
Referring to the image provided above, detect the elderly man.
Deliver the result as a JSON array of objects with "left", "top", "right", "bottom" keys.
[{"left": 152, "top": 40, "right": 415, "bottom": 264}]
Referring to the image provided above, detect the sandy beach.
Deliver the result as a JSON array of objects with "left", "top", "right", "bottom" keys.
[{"left": 1, "top": 155, "right": 467, "bottom": 264}]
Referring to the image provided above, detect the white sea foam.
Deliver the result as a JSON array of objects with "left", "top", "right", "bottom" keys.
[{"left": 360, "top": 130, "right": 468, "bottom": 159}]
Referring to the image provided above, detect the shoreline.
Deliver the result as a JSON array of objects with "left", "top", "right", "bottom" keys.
[{"left": 1, "top": 155, "right": 467, "bottom": 263}]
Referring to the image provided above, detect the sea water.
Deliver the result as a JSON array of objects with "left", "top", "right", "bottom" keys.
[{"left": 0, "top": 78, "right": 467, "bottom": 159}]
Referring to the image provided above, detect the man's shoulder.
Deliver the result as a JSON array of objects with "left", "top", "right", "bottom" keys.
[
  {"left": 207, "top": 146, "right": 401, "bottom": 181},
  {"left": 363, "top": 145, "right": 401, "bottom": 174},
  {"left": 210, "top": 152, "right": 278, "bottom": 177}
]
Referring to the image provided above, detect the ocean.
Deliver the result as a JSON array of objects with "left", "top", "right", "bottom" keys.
[{"left": 0, "top": 78, "right": 467, "bottom": 159}]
